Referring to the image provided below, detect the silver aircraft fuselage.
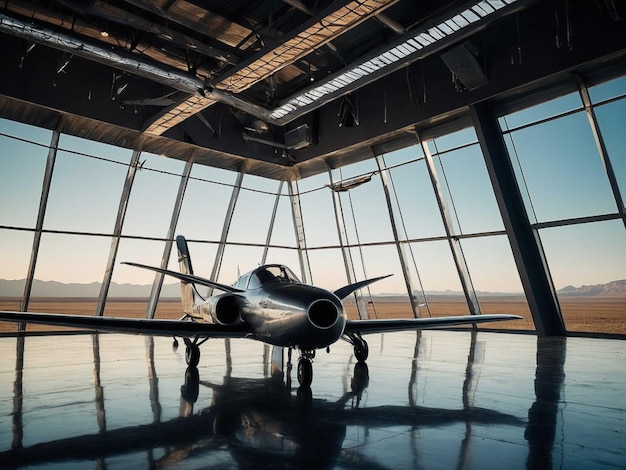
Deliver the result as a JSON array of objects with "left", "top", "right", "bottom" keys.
[{"left": 193, "top": 274, "right": 347, "bottom": 351}]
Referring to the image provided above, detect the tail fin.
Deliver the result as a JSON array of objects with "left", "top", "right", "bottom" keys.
[{"left": 176, "top": 235, "right": 198, "bottom": 315}]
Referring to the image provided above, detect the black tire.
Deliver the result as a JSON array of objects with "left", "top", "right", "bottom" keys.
[
  {"left": 354, "top": 339, "right": 369, "bottom": 362},
  {"left": 185, "top": 345, "right": 200, "bottom": 367},
  {"left": 297, "top": 358, "right": 313, "bottom": 387}
]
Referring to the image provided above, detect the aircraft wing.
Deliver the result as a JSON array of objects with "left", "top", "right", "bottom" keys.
[
  {"left": 0, "top": 311, "right": 251, "bottom": 338},
  {"left": 122, "top": 262, "right": 244, "bottom": 293},
  {"left": 345, "top": 314, "right": 523, "bottom": 335}
]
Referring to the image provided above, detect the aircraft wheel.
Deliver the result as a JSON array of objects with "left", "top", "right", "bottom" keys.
[
  {"left": 297, "top": 358, "right": 313, "bottom": 387},
  {"left": 185, "top": 344, "right": 200, "bottom": 367},
  {"left": 354, "top": 339, "right": 369, "bottom": 362}
]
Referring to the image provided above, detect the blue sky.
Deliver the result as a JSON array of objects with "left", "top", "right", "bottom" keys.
[{"left": 1, "top": 77, "right": 625, "bottom": 295}]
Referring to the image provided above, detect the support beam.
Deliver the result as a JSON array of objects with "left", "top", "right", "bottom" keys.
[
  {"left": 146, "top": 155, "right": 194, "bottom": 318},
  {"left": 421, "top": 139, "right": 480, "bottom": 316},
  {"left": 208, "top": 169, "right": 245, "bottom": 295},
  {"left": 96, "top": 150, "right": 142, "bottom": 316},
  {"left": 261, "top": 181, "right": 284, "bottom": 265},
  {"left": 470, "top": 103, "right": 565, "bottom": 336},
  {"left": 21, "top": 131, "right": 59, "bottom": 313},
  {"left": 288, "top": 180, "right": 312, "bottom": 284},
  {"left": 375, "top": 155, "right": 420, "bottom": 318},
  {"left": 576, "top": 75, "right": 626, "bottom": 230},
  {"left": 328, "top": 167, "right": 368, "bottom": 319}
]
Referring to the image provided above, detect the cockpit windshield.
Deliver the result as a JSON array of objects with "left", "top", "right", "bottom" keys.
[{"left": 250, "top": 265, "right": 300, "bottom": 288}]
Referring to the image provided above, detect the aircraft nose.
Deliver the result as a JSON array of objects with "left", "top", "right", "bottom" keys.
[{"left": 308, "top": 299, "right": 339, "bottom": 329}]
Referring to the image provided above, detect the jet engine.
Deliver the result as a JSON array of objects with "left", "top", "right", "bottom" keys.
[{"left": 204, "top": 293, "right": 243, "bottom": 326}]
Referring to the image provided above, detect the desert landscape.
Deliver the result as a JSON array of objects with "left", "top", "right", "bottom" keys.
[{"left": 1, "top": 295, "right": 624, "bottom": 335}]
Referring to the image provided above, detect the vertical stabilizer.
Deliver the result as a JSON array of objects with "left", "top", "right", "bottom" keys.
[{"left": 176, "top": 235, "right": 197, "bottom": 314}]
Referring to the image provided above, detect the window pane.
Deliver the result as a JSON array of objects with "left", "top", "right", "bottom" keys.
[
  {"left": 122, "top": 153, "right": 185, "bottom": 237},
  {"left": 460, "top": 236, "right": 532, "bottom": 330},
  {"left": 387, "top": 158, "right": 446, "bottom": 239},
  {"left": 539, "top": 221, "right": 626, "bottom": 334},
  {"left": 30, "top": 233, "right": 111, "bottom": 315},
  {"left": 588, "top": 75, "right": 626, "bottom": 104},
  {"left": 176, "top": 165, "right": 237, "bottom": 242},
  {"left": 300, "top": 187, "right": 339, "bottom": 247},
  {"left": 219, "top": 244, "right": 266, "bottom": 286},
  {"left": 229, "top": 186, "right": 280, "bottom": 244},
  {"left": 0, "top": 129, "right": 48, "bottom": 228},
  {"left": 268, "top": 189, "right": 297, "bottom": 248},
  {"left": 409, "top": 240, "right": 470, "bottom": 316},
  {"left": 498, "top": 93, "right": 582, "bottom": 130},
  {"left": 356, "top": 244, "right": 413, "bottom": 319},
  {"left": 504, "top": 112, "right": 617, "bottom": 222},
  {"left": 308, "top": 248, "right": 348, "bottom": 292},
  {"left": 45, "top": 144, "right": 130, "bottom": 232},
  {"left": 436, "top": 144, "right": 504, "bottom": 234},
  {"left": 338, "top": 166, "right": 395, "bottom": 244},
  {"left": 0, "top": 229, "right": 34, "bottom": 310},
  {"left": 429, "top": 127, "right": 477, "bottom": 153}
]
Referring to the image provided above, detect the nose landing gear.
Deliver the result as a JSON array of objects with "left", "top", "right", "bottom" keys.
[{"left": 296, "top": 349, "right": 316, "bottom": 387}]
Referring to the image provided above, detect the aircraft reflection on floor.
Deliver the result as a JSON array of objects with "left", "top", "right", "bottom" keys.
[
  {"left": 1, "top": 339, "right": 524, "bottom": 469},
  {"left": 0, "top": 331, "right": 590, "bottom": 469}
]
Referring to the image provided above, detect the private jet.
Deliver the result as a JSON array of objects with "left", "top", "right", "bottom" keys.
[{"left": 0, "top": 236, "right": 521, "bottom": 387}]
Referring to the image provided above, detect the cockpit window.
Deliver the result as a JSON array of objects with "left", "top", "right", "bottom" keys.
[{"left": 249, "top": 265, "right": 300, "bottom": 288}]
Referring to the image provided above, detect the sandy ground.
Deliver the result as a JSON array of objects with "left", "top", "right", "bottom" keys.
[{"left": 0, "top": 296, "right": 624, "bottom": 335}]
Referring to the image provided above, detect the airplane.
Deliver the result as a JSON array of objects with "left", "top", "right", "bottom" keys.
[{"left": 0, "top": 235, "right": 522, "bottom": 387}]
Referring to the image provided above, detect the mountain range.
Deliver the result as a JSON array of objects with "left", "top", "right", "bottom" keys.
[{"left": 1, "top": 278, "right": 625, "bottom": 298}]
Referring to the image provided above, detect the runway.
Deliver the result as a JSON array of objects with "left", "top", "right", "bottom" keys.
[{"left": 0, "top": 330, "right": 624, "bottom": 469}]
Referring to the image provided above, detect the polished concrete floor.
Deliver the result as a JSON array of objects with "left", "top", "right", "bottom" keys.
[{"left": 0, "top": 330, "right": 624, "bottom": 469}]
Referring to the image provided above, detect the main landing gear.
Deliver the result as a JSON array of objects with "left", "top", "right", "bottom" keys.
[
  {"left": 178, "top": 337, "right": 209, "bottom": 367},
  {"left": 344, "top": 332, "right": 369, "bottom": 362}
]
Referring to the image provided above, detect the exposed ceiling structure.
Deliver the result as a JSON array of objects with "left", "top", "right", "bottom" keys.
[{"left": 0, "top": 0, "right": 625, "bottom": 180}]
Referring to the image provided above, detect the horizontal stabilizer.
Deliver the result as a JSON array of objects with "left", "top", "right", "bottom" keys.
[
  {"left": 345, "top": 314, "right": 523, "bottom": 335},
  {"left": 334, "top": 274, "right": 392, "bottom": 300},
  {"left": 122, "top": 261, "right": 244, "bottom": 293},
  {"left": 0, "top": 311, "right": 250, "bottom": 338}
]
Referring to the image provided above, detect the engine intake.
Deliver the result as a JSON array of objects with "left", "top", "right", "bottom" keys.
[
  {"left": 308, "top": 300, "right": 339, "bottom": 329},
  {"left": 206, "top": 294, "right": 242, "bottom": 325}
]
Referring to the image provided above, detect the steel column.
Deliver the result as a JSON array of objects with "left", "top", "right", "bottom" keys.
[
  {"left": 261, "top": 181, "right": 284, "bottom": 265},
  {"left": 208, "top": 169, "right": 245, "bottom": 295},
  {"left": 21, "top": 131, "right": 59, "bottom": 313},
  {"left": 327, "top": 167, "right": 368, "bottom": 319},
  {"left": 375, "top": 155, "right": 420, "bottom": 318},
  {"left": 96, "top": 150, "right": 142, "bottom": 316},
  {"left": 288, "top": 180, "right": 312, "bottom": 285},
  {"left": 146, "top": 155, "right": 194, "bottom": 318},
  {"left": 421, "top": 139, "right": 481, "bottom": 315},
  {"left": 470, "top": 102, "right": 565, "bottom": 336}
]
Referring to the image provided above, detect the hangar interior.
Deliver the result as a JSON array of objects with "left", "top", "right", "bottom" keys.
[{"left": 0, "top": 0, "right": 625, "bottom": 468}]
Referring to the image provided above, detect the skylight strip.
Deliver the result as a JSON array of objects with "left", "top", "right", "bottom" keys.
[
  {"left": 405, "top": 38, "right": 424, "bottom": 50},
  {"left": 461, "top": 9, "right": 481, "bottom": 23},
  {"left": 444, "top": 19, "right": 462, "bottom": 32},
  {"left": 428, "top": 27, "right": 444, "bottom": 40},
  {"left": 452, "top": 14, "right": 470, "bottom": 28},
  {"left": 486, "top": 1, "right": 507, "bottom": 10},
  {"left": 477, "top": 1, "right": 496, "bottom": 14},
  {"left": 269, "top": 0, "right": 522, "bottom": 122}
]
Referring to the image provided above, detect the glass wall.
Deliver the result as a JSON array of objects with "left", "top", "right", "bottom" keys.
[
  {"left": 499, "top": 79, "right": 626, "bottom": 334},
  {"left": 1, "top": 70, "right": 624, "bottom": 335}
]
